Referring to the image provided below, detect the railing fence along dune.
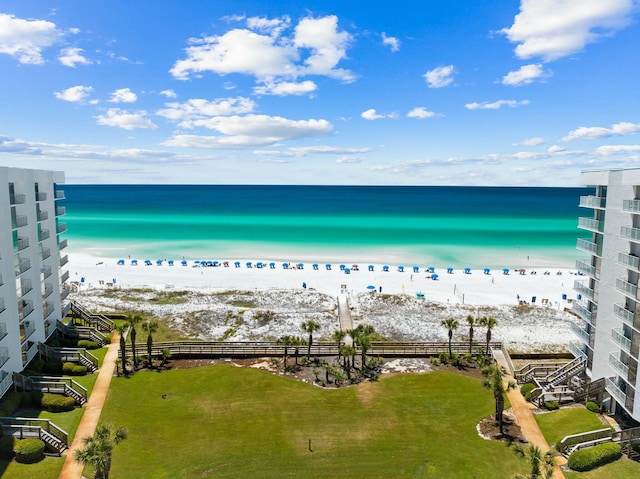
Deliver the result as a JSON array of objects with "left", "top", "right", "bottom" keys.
[{"left": 119, "top": 340, "right": 503, "bottom": 360}]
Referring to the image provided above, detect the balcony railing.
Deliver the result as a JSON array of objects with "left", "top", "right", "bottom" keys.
[
  {"left": 611, "top": 328, "right": 632, "bottom": 352},
  {"left": 571, "top": 323, "right": 591, "bottom": 344},
  {"left": 43, "top": 301, "right": 54, "bottom": 318},
  {"left": 37, "top": 210, "right": 48, "bottom": 221},
  {"left": 22, "top": 342, "right": 38, "bottom": 365},
  {"left": 56, "top": 206, "right": 66, "bottom": 216},
  {"left": 16, "top": 259, "right": 30, "bottom": 275},
  {"left": 0, "top": 273, "right": 3, "bottom": 286},
  {"left": 60, "top": 288, "right": 70, "bottom": 302},
  {"left": 39, "top": 228, "right": 50, "bottom": 241},
  {"left": 21, "top": 319, "right": 36, "bottom": 342},
  {"left": 609, "top": 352, "right": 629, "bottom": 377},
  {"left": 42, "top": 284, "right": 53, "bottom": 299},
  {"left": 575, "top": 259, "right": 596, "bottom": 277},
  {"left": 60, "top": 270, "right": 69, "bottom": 283},
  {"left": 19, "top": 281, "right": 33, "bottom": 297},
  {"left": 614, "top": 303, "right": 635, "bottom": 327},
  {"left": 12, "top": 215, "right": 27, "bottom": 229},
  {"left": 0, "top": 347, "right": 8, "bottom": 368},
  {"left": 18, "top": 301, "right": 34, "bottom": 322},
  {"left": 42, "top": 266, "right": 52, "bottom": 280},
  {"left": 577, "top": 238, "right": 602, "bottom": 256},
  {"left": 616, "top": 277, "right": 638, "bottom": 299},
  {"left": 56, "top": 223, "right": 67, "bottom": 234},
  {"left": 622, "top": 199, "right": 640, "bottom": 213},
  {"left": 58, "top": 239, "right": 68, "bottom": 250},
  {"left": 574, "top": 281, "right": 594, "bottom": 300},
  {"left": 578, "top": 217, "right": 603, "bottom": 232},
  {"left": 41, "top": 247, "right": 51, "bottom": 260},
  {"left": 0, "top": 299, "right": 4, "bottom": 314},
  {"left": 606, "top": 377, "right": 628, "bottom": 405},
  {"left": 35, "top": 191, "right": 47, "bottom": 201},
  {"left": 0, "top": 371, "right": 12, "bottom": 398},
  {"left": 580, "top": 195, "right": 606, "bottom": 209},
  {"left": 618, "top": 252, "right": 640, "bottom": 272},
  {"left": 16, "top": 238, "right": 29, "bottom": 251},
  {"left": 621, "top": 226, "right": 640, "bottom": 243},
  {"left": 0, "top": 323, "right": 7, "bottom": 341},
  {"left": 568, "top": 341, "right": 587, "bottom": 359},
  {"left": 55, "top": 189, "right": 65, "bottom": 200},
  {"left": 572, "top": 301, "right": 594, "bottom": 325},
  {"left": 10, "top": 193, "right": 25, "bottom": 205},
  {"left": 60, "top": 255, "right": 69, "bottom": 267}
]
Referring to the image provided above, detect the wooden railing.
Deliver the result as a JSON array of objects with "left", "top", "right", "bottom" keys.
[{"left": 0, "top": 417, "right": 68, "bottom": 454}]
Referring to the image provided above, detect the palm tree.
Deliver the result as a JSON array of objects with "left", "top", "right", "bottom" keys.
[
  {"left": 340, "top": 344, "right": 356, "bottom": 380},
  {"left": 483, "top": 365, "right": 516, "bottom": 435},
  {"left": 114, "top": 324, "right": 128, "bottom": 376},
  {"left": 141, "top": 320, "right": 159, "bottom": 368},
  {"left": 276, "top": 335, "right": 303, "bottom": 370},
  {"left": 356, "top": 334, "right": 372, "bottom": 368},
  {"left": 74, "top": 423, "right": 127, "bottom": 479},
  {"left": 126, "top": 315, "right": 143, "bottom": 369},
  {"left": 441, "top": 318, "right": 459, "bottom": 358},
  {"left": 513, "top": 444, "right": 555, "bottom": 479},
  {"left": 466, "top": 315, "right": 476, "bottom": 355},
  {"left": 301, "top": 320, "right": 321, "bottom": 360},
  {"left": 480, "top": 316, "right": 497, "bottom": 354},
  {"left": 291, "top": 336, "right": 306, "bottom": 366},
  {"left": 332, "top": 330, "right": 346, "bottom": 360}
]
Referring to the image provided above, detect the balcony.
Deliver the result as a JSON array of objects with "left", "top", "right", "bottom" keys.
[
  {"left": 18, "top": 301, "right": 34, "bottom": 322},
  {"left": 611, "top": 328, "right": 632, "bottom": 352},
  {"left": 574, "top": 280, "right": 594, "bottom": 300},
  {"left": 60, "top": 270, "right": 69, "bottom": 283},
  {"left": 606, "top": 377, "right": 628, "bottom": 405},
  {"left": 60, "top": 255, "right": 69, "bottom": 267},
  {"left": 578, "top": 217, "right": 603, "bottom": 232},
  {"left": 616, "top": 277, "right": 638, "bottom": 299},
  {"left": 614, "top": 303, "right": 635, "bottom": 327},
  {"left": 623, "top": 199, "right": 640, "bottom": 214},
  {"left": 60, "top": 288, "right": 70, "bottom": 302},
  {"left": 41, "top": 247, "right": 51, "bottom": 260},
  {"left": 16, "top": 259, "right": 31, "bottom": 275},
  {"left": 22, "top": 342, "right": 38, "bottom": 366},
  {"left": 19, "top": 280, "right": 33, "bottom": 297},
  {"left": 575, "top": 259, "right": 596, "bottom": 277},
  {"left": 571, "top": 323, "right": 591, "bottom": 344},
  {"left": 580, "top": 195, "right": 606, "bottom": 209},
  {"left": 35, "top": 191, "right": 47, "bottom": 201},
  {"left": 39, "top": 228, "right": 50, "bottom": 241},
  {"left": 56, "top": 206, "right": 66, "bottom": 216},
  {"left": 0, "top": 323, "right": 6, "bottom": 341},
  {"left": 58, "top": 239, "right": 68, "bottom": 250},
  {"left": 0, "top": 272, "right": 3, "bottom": 286},
  {"left": 568, "top": 341, "right": 587, "bottom": 359},
  {"left": 577, "top": 238, "right": 602, "bottom": 256},
  {"left": 10, "top": 193, "right": 25, "bottom": 205},
  {"left": 618, "top": 252, "right": 640, "bottom": 272},
  {"left": 42, "top": 265, "right": 52, "bottom": 279},
  {"left": 16, "top": 237, "right": 29, "bottom": 251},
  {"left": 608, "top": 352, "right": 629, "bottom": 377},
  {"left": 621, "top": 226, "right": 640, "bottom": 243},
  {"left": 42, "top": 283, "right": 53, "bottom": 299},
  {"left": 21, "top": 318, "right": 36, "bottom": 342},
  {"left": 572, "top": 301, "right": 594, "bottom": 325},
  {"left": 57, "top": 222, "right": 67, "bottom": 234},
  {"left": 0, "top": 347, "right": 8, "bottom": 368},
  {"left": 55, "top": 189, "right": 65, "bottom": 200},
  {"left": 37, "top": 210, "right": 48, "bottom": 221},
  {"left": 43, "top": 301, "right": 54, "bottom": 318},
  {"left": 12, "top": 214, "right": 27, "bottom": 229},
  {"left": 0, "top": 299, "right": 4, "bottom": 314}
]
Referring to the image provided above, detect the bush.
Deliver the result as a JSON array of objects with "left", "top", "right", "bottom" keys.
[
  {"left": 0, "top": 392, "right": 22, "bottom": 416},
  {"left": 77, "top": 340, "right": 99, "bottom": 350},
  {"left": 0, "top": 435, "right": 14, "bottom": 458},
  {"left": 62, "top": 362, "right": 88, "bottom": 376},
  {"left": 520, "top": 383, "right": 536, "bottom": 400},
  {"left": 586, "top": 401, "right": 601, "bottom": 413},
  {"left": 544, "top": 400, "right": 560, "bottom": 410},
  {"left": 13, "top": 438, "right": 45, "bottom": 464},
  {"left": 438, "top": 352, "right": 449, "bottom": 364},
  {"left": 41, "top": 393, "right": 75, "bottom": 412},
  {"left": 43, "top": 360, "right": 64, "bottom": 374},
  {"left": 568, "top": 442, "right": 621, "bottom": 472}
]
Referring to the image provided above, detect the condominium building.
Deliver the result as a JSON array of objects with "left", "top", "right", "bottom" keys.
[
  {"left": 0, "top": 167, "right": 69, "bottom": 397},
  {"left": 573, "top": 168, "right": 640, "bottom": 422}
]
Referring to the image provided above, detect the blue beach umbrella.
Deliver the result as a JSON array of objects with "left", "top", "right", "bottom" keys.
[
  {"left": 282, "top": 262, "right": 289, "bottom": 269},
  {"left": 325, "top": 264, "right": 332, "bottom": 270},
  {"left": 181, "top": 260, "right": 188, "bottom": 266},
  {"left": 234, "top": 261, "right": 241, "bottom": 268},
  {"left": 246, "top": 262, "right": 252, "bottom": 268},
  {"left": 168, "top": 260, "right": 174, "bottom": 266},
  {"left": 428, "top": 266, "right": 435, "bottom": 273},
  {"left": 398, "top": 265, "right": 405, "bottom": 272},
  {"left": 464, "top": 267, "right": 471, "bottom": 274},
  {"left": 413, "top": 266, "right": 419, "bottom": 273},
  {"left": 312, "top": 263, "right": 319, "bottom": 270},
  {"left": 131, "top": 259, "right": 138, "bottom": 265},
  {"left": 339, "top": 264, "right": 346, "bottom": 270},
  {"left": 297, "top": 263, "right": 304, "bottom": 269},
  {"left": 447, "top": 267, "right": 453, "bottom": 274},
  {"left": 432, "top": 274, "right": 439, "bottom": 280},
  {"left": 503, "top": 268, "right": 509, "bottom": 275},
  {"left": 117, "top": 259, "right": 125, "bottom": 265},
  {"left": 382, "top": 265, "right": 389, "bottom": 272},
  {"left": 483, "top": 268, "right": 491, "bottom": 275},
  {"left": 368, "top": 265, "right": 374, "bottom": 271},
  {"left": 269, "top": 262, "right": 275, "bottom": 269},
  {"left": 367, "top": 285, "right": 376, "bottom": 290},
  {"left": 344, "top": 268, "right": 350, "bottom": 274}
]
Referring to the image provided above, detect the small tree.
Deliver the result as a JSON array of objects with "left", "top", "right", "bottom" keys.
[
  {"left": 301, "top": 320, "right": 321, "bottom": 361},
  {"left": 74, "top": 423, "right": 127, "bottom": 479},
  {"left": 141, "top": 320, "right": 158, "bottom": 368},
  {"left": 483, "top": 365, "right": 516, "bottom": 435},
  {"left": 480, "top": 316, "right": 497, "bottom": 354},
  {"left": 441, "top": 318, "right": 459, "bottom": 358},
  {"left": 332, "top": 330, "right": 346, "bottom": 360},
  {"left": 513, "top": 444, "right": 555, "bottom": 479},
  {"left": 126, "top": 315, "right": 143, "bottom": 369},
  {"left": 466, "top": 315, "right": 477, "bottom": 355},
  {"left": 114, "top": 324, "right": 128, "bottom": 376}
]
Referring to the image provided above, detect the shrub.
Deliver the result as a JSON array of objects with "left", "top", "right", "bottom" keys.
[
  {"left": 568, "top": 442, "right": 621, "bottom": 472},
  {"left": 62, "top": 362, "right": 88, "bottom": 376},
  {"left": 0, "top": 391, "right": 22, "bottom": 416},
  {"left": 544, "top": 400, "right": 560, "bottom": 410},
  {"left": 438, "top": 352, "right": 449, "bottom": 364},
  {"left": 520, "top": 383, "right": 536, "bottom": 400},
  {"left": 586, "top": 401, "right": 601, "bottom": 413},
  {"left": 43, "top": 359, "right": 64, "bottom": 374},
  {"left": 13, "top": 438, "right": 45, "bottom": 464},
  {"left": 77, "top": 340, "right": 99, "bottom": 350},
  {"left": 41, "top": 393, "right": 75, "bottom": 412},
  {"left": 0, "top": 435, "right": 14, "bottom": 458}
]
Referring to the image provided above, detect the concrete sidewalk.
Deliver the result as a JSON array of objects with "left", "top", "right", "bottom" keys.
[{"left": 58, "top": 334, "right": 120, "bottom": 479}]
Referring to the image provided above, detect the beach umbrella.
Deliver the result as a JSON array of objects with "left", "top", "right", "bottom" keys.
[
  {"left": 383, "top": 265, "right": 389, "bottom": 272},
  {"left": 464, "top": 267, "right": 471, "bottom": 274},
  {"left": 282, "top": 262, "right": 289, "bottom": 269},
  {"left": 181, "top": 260, "right": 187, "bottom": 266},
  {"left": 297, "top": 263, "right": 304, "bottom": 269},
  {"left": 428, "top": 266, "right": 435, "bottom": 273},
  {"left": 246, "top": 262, "right": 252, "bottom": 268},
  {"left": 398, "top": 265, "right": 405, "bottom": 272},
  {"left": 368, "top": 265, "right": 374, "bottom": 271},
  {"left": 483, "top": 267, "right": 490, "bottom": 274},
  {"left": 339, "top": 264, "right": 346, "bottom": 270},
  {"left": 234, "top": 261, "right": 241, "bottom": 268},
  {"left": 432, "top": 274, "right": 439, "bottom": 280},
  {"left": 117, "top": 259, "right": 125, "bottom": 265},
  {"left": 344, "top": 268, "right": 351, "bottom": 274},
  {"left": 503, "top": 268, "right": 509, "bottom": 275},
  {"left": 269, "top": 262, "right": 275, "bottom": 269},
  {"left": 131, "top": 259, "right": 138, "bottom": 265},
  {"left": 168, "top": 260, "right": 174, "bottom": 266},
  {"left": 312, "top": 263, "right": 319, "bottom": 270},
  {"left": 145, "top": 259, "right": 152, "bottom": 266},
  {"left": 413, "top": 266, "right": 420, "bottom": 273},
  {"left": 447, "top": 267, "right": 453, "bottom": 274},
  {"left": 213, "top": 261, "right": 219, "bottom": 266},
  {"left": 325, "top": 264, "right": 332, "bottom": 270},
  {"left": 367, "top": 285, "right": 376, "bottom": 290}
]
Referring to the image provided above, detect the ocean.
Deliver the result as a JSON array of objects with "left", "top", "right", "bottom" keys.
[{"left": 62, "top": 185, "right": 590, "bottom": 268}]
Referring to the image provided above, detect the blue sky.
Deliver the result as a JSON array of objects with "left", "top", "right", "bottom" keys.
[{"left": 1, "top": 0, "right": 639, "bottom": 185}]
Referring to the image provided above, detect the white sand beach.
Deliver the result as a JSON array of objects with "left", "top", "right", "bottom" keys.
[{"left": 68, "top": 252, "right": 584, "bottom": 353}]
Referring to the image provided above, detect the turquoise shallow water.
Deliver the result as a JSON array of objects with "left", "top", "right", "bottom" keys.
[{"left": 62, "top": 185, "right": 589, "bottom": 268}]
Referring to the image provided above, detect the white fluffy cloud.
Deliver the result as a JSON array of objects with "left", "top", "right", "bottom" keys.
[
  {"left": 382, "top": 32, "right": 400, "bottom": 52},
  {"left": 253, "top": 80, "right": 317, "bottom": 96},
  {"left": 502, "top": 64, "right": 549, "bottom": 86},
  {"left": 156, "top": 97, "right": 256, "bottom": 127},
  {"left": 465, "top": 99, "right": 530, "bottom": 110},
  {"left": 361, "top": 109, "right": 398, "bottom": 120},
  {"left": 517, "top": 137, "right": 545, "bottom": 146},
  {"left": 58, "top": 47, "right": 92, "bottom": 67},
  {"left": 594, "top": 144, "right": 640, "bottom": 156},
  {"left": 407, "top": 107, "right": 436, "bottom": 119},
  {"left": 424, "top": 65, "right": 455, "bottom": 88},
  {"left": 501, "top": 0, "right": 636, "bottom": 61},
  {"left": 109, "top": 88, "right": 138, "bottom": 103},
  {"left": 96, "top": 108, "right": 158, "bottom": 130},
  {"left": 562, "top": 121, "right": 640, "bottom": 141},
  {"left": 53, "top": 85, "right": 95, "bottom": 103},
  {"left": 162, "top": 114, "right": 332, "bottom": 149},
  {"left": 160, "top": 89, "right": 177, "bottom": 98},
  {"left": 170, "top": 15, "right": 354, "bottom": 86},
  {"left": 0, "top": 13, "right": 64, "bottom": 64}
]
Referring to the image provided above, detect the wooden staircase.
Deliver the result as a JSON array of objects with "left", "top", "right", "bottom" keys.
[
  {"left": 13, "top": 373, "right": 88, "bottom": 405},
  {"left": 70, "top": 301, "right": 115, "bottom": 332},
  {"left": 0, "top": 417, "right": 69, "bottom": 454}
]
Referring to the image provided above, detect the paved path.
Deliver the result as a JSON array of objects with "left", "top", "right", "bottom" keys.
[
  {"left": 58, "top": 334, "right": 120, "bottom": 479},
  {"left": 494, "top": 350, "right": 566, "bottom": 479},
  {"left": 337, "top": 294, "right": 354, "bottom": 346}
]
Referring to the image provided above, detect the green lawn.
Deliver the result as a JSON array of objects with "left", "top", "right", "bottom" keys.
[
  {"left": 100, "top": 366, "right": 528, "bottom": 479},
  {"left": 534, "top": 407, "right": 608, "bottom": 448}
]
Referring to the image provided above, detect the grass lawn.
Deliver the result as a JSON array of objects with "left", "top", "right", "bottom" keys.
[
  {"left": 100, "top": 366, "right": 528, "bottom": 478},
  {"left": 564, "top": 456, "right": 640, "bottom": 478},
  {"left": 534, "top": 407, "right": 608, "bottom": 448}
]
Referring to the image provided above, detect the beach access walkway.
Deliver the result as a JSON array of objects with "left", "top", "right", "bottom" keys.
[
  {"left": 337, "top": 294, "right": 354, "bottom": 346},
  {"left": 58, "top": 333, "right": 120, "bottom": 479},
  {"left": 493, "top": 349, "right": 566, "bottom": 479}
]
